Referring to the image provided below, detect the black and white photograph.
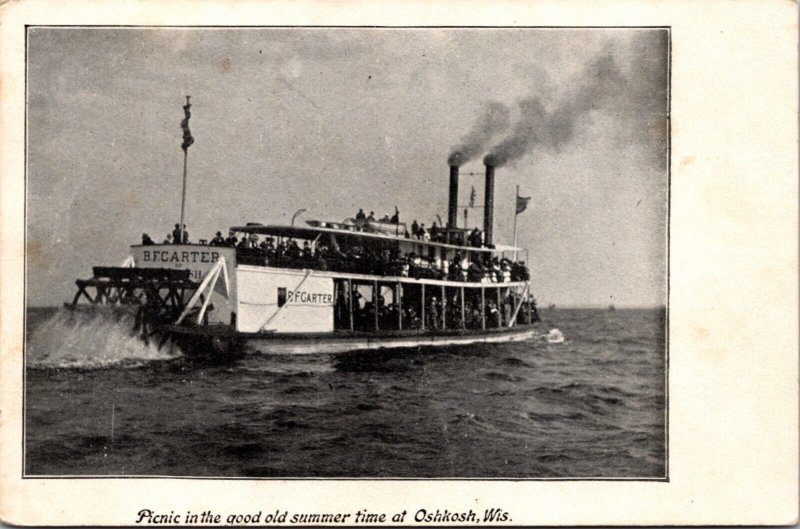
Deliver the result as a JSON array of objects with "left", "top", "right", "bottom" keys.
[{"left": 22, "top": 26, "right": 669, "bottom": 479}]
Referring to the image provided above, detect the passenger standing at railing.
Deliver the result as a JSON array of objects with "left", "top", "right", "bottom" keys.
[
  {"left": 487, "top": 300, "right": 500, "bottom": 327},
  {"left": 469, "top": 228, "right": 482, "bottom": 248},
  {"left": 335, "top": 287, "right": 347, "bottom": 328},
  {"left": 468, "top": 261, "right": 483, "bottom": 282},
  {"left": 448, "top": 259, "right": 460, "bottom": 281},
  {"left": 411, "top": 220, "right": 419, "bottom": 238},
  {"left": 260, "top": 237, "right": 275, "bottom": 255},
  {"left": 356, "top": 208, "right": 366, "bottom": 220},
  {"left": 430, "top": 221, "right": 439, "bottom": 241},
  {"left": 210, "top": 231, "right": 225, "bottom": 246},
  {"left": 163, "top": 233, "right": 173, "bottom": 244},
  {"left": 405, "top": 305, "right": 419, "bottom": 329},
  {"left": 501, "top": 259, "right": 512, "bottom": 283},
  {"left": 286, "top": 239, "right": 301, "bottom": 258},
  {"left": 428, "top": 296, "right": 440, "bottom": 330}
]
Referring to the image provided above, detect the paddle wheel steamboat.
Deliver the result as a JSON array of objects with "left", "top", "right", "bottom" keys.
[{"left": 67, "top": 99, "right": 540, "bottom": 356}]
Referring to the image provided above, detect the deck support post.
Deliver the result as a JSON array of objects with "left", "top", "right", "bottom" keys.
[
  {"left": 481, "top": 287, "right": 486, "bottom": 330},
  {"left": 373, "top": 280, "right": 379, "bottom": 331},
  {"left": 397, "top": 281, "right": 402, "bottom": 330},
  {"left": 421, "top": 283, "right": 425, "bottom": 330},
  {"left": 527, "top": 281, "right": 532, "bottom": 323},
  {"left": 441, "top": 284, "right": 446, "bottom": 330},
  {"left": 508, "top": 283, "right": 530, "bottom": 327},
  {"left": 460, "top": 286, "right": 465, "bottom": 329},
  {"left": 348, "top": 279, "right": 354, "bottom": 332},
  {"left": 497, "top": 287, "right": 502, "bottom": 327}
]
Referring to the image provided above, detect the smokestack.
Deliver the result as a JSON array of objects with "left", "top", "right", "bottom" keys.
[
  {"left": 483, "top": 162, "right": 495, "bottom": 247},
  {"left": 447, "top": 165, "right": 459, "bottom": 228}
]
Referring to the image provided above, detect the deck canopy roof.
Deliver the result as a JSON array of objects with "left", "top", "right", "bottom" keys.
[{"left": 229, "top": 223, "right": 523, "bottom": 254}]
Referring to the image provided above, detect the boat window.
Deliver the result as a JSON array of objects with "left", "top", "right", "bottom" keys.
[{"left": 277, "top": 287, "right": 287, "bottom": 307}]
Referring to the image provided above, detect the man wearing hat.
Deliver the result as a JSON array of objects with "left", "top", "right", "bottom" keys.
[{"left": 210, "top": 231, "right": 225, "bottom": 246}]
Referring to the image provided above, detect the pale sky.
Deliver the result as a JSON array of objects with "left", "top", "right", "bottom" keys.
[{"left": 26, "top": 27, "right": 668, "bottom": 308}]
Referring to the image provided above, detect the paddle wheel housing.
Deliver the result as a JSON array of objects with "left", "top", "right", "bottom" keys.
[{"left": 69, "top": 267, "right": 200, "bottom": 337}]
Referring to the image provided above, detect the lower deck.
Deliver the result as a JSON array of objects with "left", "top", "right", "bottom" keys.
[
  {"left": 160, "top": 321, "right": 540, "bottom": 355},
  {"left": 232, "top": 264, "right": 537, "bottom": 334}
]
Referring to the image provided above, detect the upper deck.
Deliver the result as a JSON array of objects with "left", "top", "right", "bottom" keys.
[
  {"left": 230, "top": 221, "right": 524, "bottom": 255},
  {"left": 226, "top": 221, "right": 529, "bottom": 284}
]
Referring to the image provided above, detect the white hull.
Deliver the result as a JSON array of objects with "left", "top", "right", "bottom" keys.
[{"left": 244, "top": 327, "right": 539, "bottom": 355}]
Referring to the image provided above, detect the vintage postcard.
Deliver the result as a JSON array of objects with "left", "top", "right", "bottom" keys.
[{"left": 0, "top": 0, "right": 796, "bottom": 526}]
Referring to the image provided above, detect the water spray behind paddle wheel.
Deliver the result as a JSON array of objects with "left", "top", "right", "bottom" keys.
[{"left": 27, "top": 307, "right": 184, "bottom": 369}]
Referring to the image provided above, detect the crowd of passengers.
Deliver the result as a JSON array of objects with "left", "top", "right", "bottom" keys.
[
  {"left": 228, "top": 232, "right": 529, "bottom": 283},
  {"left": 139, "top": 221, "right": 526, "bottom": 283},
  {"left": 353, "top": 207, "right": 484, "bottom": 247},
  {"left": 335, "top": 287, "right": 539, "bottom": 331}
]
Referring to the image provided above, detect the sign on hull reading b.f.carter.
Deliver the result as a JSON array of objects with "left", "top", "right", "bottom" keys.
[{"left": 131, "top": 244, "right": 234, "bottom": 282}]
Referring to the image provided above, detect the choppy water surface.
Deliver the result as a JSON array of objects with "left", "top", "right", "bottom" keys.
[{"left": 24, "top": 307, "right": 665, "bottom": 478}]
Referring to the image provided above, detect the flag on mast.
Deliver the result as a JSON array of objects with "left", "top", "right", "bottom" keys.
[
  {"left": 469, "top": 186, "right": 476, "bottom": 207},
  {"left": 516, "top": 194, "right": 531, "bottom": 214},
  {"left": 181, "top": 96, "right": 194, "bottom": 151}
]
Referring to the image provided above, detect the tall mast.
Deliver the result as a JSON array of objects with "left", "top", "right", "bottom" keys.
[{"left": 179, "top": 95, "right": 194, "bottom": 244}]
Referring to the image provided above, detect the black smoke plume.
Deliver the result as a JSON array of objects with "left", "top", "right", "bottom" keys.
[
  {"left": 484, "top": 50, "right": 625, "bottom": 167},
  {"left": 447, "top": 102, "right": 510, "bottom": 167}
]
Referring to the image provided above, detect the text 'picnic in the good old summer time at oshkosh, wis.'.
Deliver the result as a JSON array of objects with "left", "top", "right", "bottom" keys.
[{"left": 134, "top": 507, "right": 512, "bottom": 525}]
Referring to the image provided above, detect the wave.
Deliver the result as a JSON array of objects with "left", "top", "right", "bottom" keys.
[
  {"left": 26, "top": 308, "right": 181, "bottom": 369},
  {"left": 501, "top": 356, "right": 536, "bottom": 368},
  {"left": 484, "top": 371, "right": 526, "bottom": 383}
]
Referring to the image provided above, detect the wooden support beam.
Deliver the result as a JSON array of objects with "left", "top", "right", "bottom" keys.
[
  {"left": 441, "top": 284, "right": 446, "bottom": 330},
  {"left": 373, "top": 280, "right": 379, "bottom": 331},
  {"left": 397, "top": 282, "right": 403, "bottom": 330},
  {"left": 527, "top": 282, "right": 532, "bottom": 323},
  {"left": 460, "top": 286, "right": 465, "bottom": 329},
  {"left": 497, "top": 287, "right": 502, "bottom": 327},
  {"left": 348, "top": 279, "right": 354, "bottom": 332},
  {"left": 481, "top": 287, "right": 486, "bottom": 330},
  {"left": 421, "top": 283, "right": 426, "bottom": 330}
]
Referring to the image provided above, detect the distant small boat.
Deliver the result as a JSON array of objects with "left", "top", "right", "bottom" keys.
[
  {"left": 608, "top": 304, "right": 616, "bottom": 311},
  {"left": 546, "top": 328, "right": 565, "bottom": 344},
  {"left": 548, "top": 303, "right": 556, "bottom": 310}
]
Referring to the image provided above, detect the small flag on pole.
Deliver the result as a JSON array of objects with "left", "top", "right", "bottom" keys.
[
  {"left": 516, "top": 194, "right": 531, "bottom": 214},
  {"left": 180, "top": 96, "right": 194, "bottom": 151},
  {"left": 469, "top": 186, "right": 476, "bottom": 207}
]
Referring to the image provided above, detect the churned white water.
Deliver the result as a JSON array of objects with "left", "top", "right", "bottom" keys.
[{"left": 26, "top": 308, "right": 181, "bottom": 369}]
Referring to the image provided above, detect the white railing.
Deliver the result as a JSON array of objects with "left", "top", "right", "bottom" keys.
[{"left": 175, "top": 256, "right": 230, "bottom": 325}]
